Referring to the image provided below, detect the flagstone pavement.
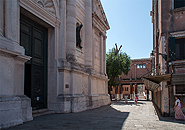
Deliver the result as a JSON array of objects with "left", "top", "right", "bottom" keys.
[{"left": 6, "top": 100, "right": 185, "bottom": 130}]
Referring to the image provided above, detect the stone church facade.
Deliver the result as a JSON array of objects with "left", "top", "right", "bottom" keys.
[{"left": 0, "top": 0, "right": 110, "bottom": 128}]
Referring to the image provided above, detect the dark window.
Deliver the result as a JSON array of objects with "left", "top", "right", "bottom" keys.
[
  {"left": 125, "top": 87, "right": 128, "bottom": 91},
  {"left": 176, "top": 85, "right": 185, "bottom": 94},
  {"left": 175, "top": 38, "right": 185, "bottom": 60},
  {"left": 174, "top": 0, "right": 185, "bottom": 9},
  {"left": 169, "top": 37, "right": 176, "bottom": 61}
]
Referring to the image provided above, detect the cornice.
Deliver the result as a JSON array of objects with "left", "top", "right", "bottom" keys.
[
  {"left": 94, "top": 0, "right": 110, "bottom": 29},
  {"left": 92, "top": 12, "right": 110, "bottom": 31}
]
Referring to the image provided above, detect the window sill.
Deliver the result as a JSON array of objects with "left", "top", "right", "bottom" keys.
[
  {"left": 171, "top": 60, "right": 185, "bottom": 65},
  {"left": 76, "top": 47, "right": 83, "bottom": 53},
  {"left": 174, "top": 93, "right": 185, "bottom": 96},
  {"left": 171, "top": 7, "right": 185, "bottom": 13}
]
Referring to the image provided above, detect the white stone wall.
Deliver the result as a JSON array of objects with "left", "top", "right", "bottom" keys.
[{"left": 0, "top": 0, "right": 110, "bottom": 128}]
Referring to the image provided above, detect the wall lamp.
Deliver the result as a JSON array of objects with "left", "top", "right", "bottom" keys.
[{"left": 150, "top": 50, "right": 167, "bottom": 61}]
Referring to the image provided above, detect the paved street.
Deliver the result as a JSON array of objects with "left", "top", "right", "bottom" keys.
[{"left": 7, "top": 101, "right": 185, "bottom": 130}]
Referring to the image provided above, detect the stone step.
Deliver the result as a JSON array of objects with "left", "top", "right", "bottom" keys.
[
  {"left": 32, "top": 109, "right": 55, "bottom": 117},
  {"left": 138, "top": 96, "right": 146, "bottom": 100}
]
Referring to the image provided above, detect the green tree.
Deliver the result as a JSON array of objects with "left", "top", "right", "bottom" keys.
[{"left": 106, "top": 45, "right": 131, "bottom": 99}]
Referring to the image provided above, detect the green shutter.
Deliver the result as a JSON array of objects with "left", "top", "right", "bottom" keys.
[{"left": 169, "top": 37, "right": 176, "bottom": 61}]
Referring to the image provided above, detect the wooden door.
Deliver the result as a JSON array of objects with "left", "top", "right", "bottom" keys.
[{"left": 20, "top": 14, "right": 48, "bottom": 110}]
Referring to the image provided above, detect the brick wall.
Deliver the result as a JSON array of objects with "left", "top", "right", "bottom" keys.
[{"left": 121, "top": 58, "right": 152, "bottom": 80}]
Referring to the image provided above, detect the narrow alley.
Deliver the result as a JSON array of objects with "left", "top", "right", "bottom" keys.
[{"left": 7, "top": 100, "right": 185, "bottom": 130}]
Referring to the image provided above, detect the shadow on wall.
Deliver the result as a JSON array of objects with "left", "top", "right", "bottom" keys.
[{"left": 7, "top": 105, "right": 129, "bottom": 130}]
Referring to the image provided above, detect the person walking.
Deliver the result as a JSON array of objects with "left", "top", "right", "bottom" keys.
[
  {"left": 135, "top": 95, "right": 138, "bottom": 105},
  {"left": 173, "top": 96, "right": 185, "bottom": 120},
  {"left": 125, "top": 95, "right": 128, "bottom": 104}
]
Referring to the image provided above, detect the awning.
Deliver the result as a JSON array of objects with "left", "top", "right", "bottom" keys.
[{"left": 141, "top": 74, "right": 171, "bottom": 91}]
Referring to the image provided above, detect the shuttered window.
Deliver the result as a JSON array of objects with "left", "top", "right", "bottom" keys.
[
  {"left": 169, "top": 37, "right": 176, "bottom": 61},
  {"left": 174, "top": 0, "right": 185, "bottom": 9},
  {"left": 175, "top": 38, "right": 185, "bottom": 60}
]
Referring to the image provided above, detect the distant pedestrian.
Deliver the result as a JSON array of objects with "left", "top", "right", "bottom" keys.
[
  {"left": 135, "top": 95, "right": 138, "bottom": 105},
  {"left": 125, "top": 95, "right": 128, "bottom": 104},
  {"left": 173, "top": 96, "right": 185, "bottom": 120}
]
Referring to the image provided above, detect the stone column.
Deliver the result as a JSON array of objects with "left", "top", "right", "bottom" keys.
[
  {"left": 0, "top": 0, "right": 4, "bottom": 36},
  {"left": 66, "top": 0, "right": 76, "bottom": 60},
  {"left": 59, "top": 0, "right": 67, "bottom": 60},
  {"left": 100, "top": 33, "right": 103, "bottom": 74},
  {"left": 5, "top": 0, "right": 19, "bottom": 43},
  {"left": 85, "top": 0, "right": 92, "bottom": 67}
]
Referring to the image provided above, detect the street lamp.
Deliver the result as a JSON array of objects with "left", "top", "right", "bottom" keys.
[{"left": 150, "top": 50, "right": 167, "bottom": 61}]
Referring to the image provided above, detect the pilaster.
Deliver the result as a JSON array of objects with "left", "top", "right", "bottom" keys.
[
  {"left": 92, "top": 27, "right": 95, "bottom": 69},
  {"left": 103, "top": 36, "right": 107, "bottom": 75},
  {"left": 5, "top": 0, "right": 19, "bottom": 43},
  {"left": 59, "top": 0, "right": 67, "bottom": 60},
  {"left": 100, "top": 33, "right": 103, "bottom": 74},
  {"left": 0, "top": 0, "right": 4, "bottom": 36},
  {"left": 66, "top": 0, "right": 76, "bottom": 61},
  {"left": 85, "top": 0, "right": 92, "bottom": 67}
]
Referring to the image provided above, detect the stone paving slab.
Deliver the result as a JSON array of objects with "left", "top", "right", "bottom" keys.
[{"left": 5, "top": 100, "right": 185, "bottom": 130}]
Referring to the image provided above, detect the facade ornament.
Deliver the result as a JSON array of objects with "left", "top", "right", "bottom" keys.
[
  {"left": 34, "top": 0, "right": 56, "bottom": 15},
  {"left": 66, "top": 53, "right": 76, "bottom": 62},
  {"left": 76, "top": 23, "right": 83, "bottom": 49}
]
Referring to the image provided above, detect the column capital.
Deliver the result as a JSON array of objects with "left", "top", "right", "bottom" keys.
[
  {"left": 99, "top": 32, "right": 106, "bottom": 37},
  {"left": 103, "top": 35, "right": 107, "bottom": 40}
]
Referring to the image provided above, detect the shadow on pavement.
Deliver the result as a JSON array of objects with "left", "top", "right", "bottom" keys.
[
  {"left": 7, "top": 105, "right": 129, "bottom": 130},
  {"left": 153, "top": 101, "right": 185, "bottom": 125}
]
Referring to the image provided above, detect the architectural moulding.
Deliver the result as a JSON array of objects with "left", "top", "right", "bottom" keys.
[
  {"left": 34, "top": 0, "right": 56, "bottom": 15},
  {"left": 0, "top": 47, "right": 31, "bottom": 62},
  {"left": 93, "top": 12, "right": 110, "bottom": 32},
  {"left": 19, "top": 0, "right": 61, "bottom": 27},
  {"left": 170, "top": 30, "right": 185, "bottom": 38},
  {"left": 94, "top": 0, "right": 109, "bottom": 28},
  {"left": 76, "top": 1, "right": 85, "bottom": 17}
]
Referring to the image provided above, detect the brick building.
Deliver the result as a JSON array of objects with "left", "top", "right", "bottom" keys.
[
  {"left": 111, "top": 58, "right": 152, "bottom": 100},
  {"left": 143, "top": 0, "right": 185, "bottom": 116}
]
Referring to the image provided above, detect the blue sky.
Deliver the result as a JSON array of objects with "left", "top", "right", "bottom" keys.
[{"left": 101, "top": 0, "right": 153, "bottom": 59}]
